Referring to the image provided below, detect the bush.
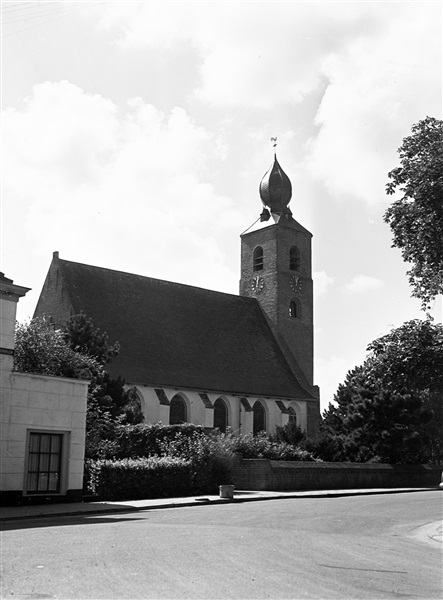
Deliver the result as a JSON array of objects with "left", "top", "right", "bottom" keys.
[
  {"left": 84, "top": 425, "right": 319, "bottom": 500},
  {"left": 224, "top": 432, "right": 318, "bottom": 461},
  {"left": 84, "top": 425, "right": 236, "bottom": 497},
  {"left": 112, "top": 423, "right": 206, "bottom": 459},
  {"left": 271, "top": 422, "right": 306, "bottom": 447},
  {"left": 160, "top": 430, "right": 235, "bottom": 493},
  {"left": 85, "top": 456, "right": 193, "bottom": 500}
]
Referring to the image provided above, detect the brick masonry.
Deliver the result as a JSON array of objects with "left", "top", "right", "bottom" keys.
[{"left": 231, "top": 458, "right": 442, "bottom": 491}]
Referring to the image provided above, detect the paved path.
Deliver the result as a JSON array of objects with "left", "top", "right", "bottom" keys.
[{"left": 1, "top": 487, "right": 441, "bottom": 524}]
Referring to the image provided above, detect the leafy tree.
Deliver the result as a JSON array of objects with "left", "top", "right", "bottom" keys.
[
  {"left": 14, "top": 317, "right": 100, "bottom": 379},
  {"left": 63, "top": 312, "right": 119, "bottom": 366},
  {"left": 384, "top": 117, "right": 443, "bottom": 308},
  {"left": 366, "top": 319, "right": 443, "bottom": 462},
  {"left": 319, "top": 368, "right": 432, "bottom": 463},
  {"left": 366, "top": 319, "right": 443, "bottom": 392},
  {"left": 63, "top": 313, "right": 143, "bottom": 423},
  {"left": 316, "top": 320, "right": 443, "bottom": 464}
]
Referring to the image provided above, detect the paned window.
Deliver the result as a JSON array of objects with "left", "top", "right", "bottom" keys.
[
  {"left": 27, "top": 433, "right": 63, "bottom": 494},
  {"left": 214, "top": 398, "right": 228, "bottom": 432},
  {"left": 288, "top": 406, "right": 297, "bottom": 426},
  {"left": 170, "top": 395, "right": 187, "bottom": 424},
  {"left": 289, "top": 246, "right": 300, "bottom": 271},
  {"left": 253, "top": 401, "right": 266, "bottom": 436},
  {"left": 253, "top": 247, "right": 264, "bottom": 271}
]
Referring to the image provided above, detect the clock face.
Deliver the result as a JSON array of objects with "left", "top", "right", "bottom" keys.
[
  {"left": 252, "top": 276, "right": 264, "bottom": 294},
  {"left": 289, "top": 275, "right": 302, "bottom": 293}
]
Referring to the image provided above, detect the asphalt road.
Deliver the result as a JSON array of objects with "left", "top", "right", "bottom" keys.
[{"left": 1, "top": 491, "right": 441, "bottom": 599}]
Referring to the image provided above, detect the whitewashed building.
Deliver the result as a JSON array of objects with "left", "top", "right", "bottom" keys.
[{"left": 0, "top": 273, "right": 89, "bottom": 505}]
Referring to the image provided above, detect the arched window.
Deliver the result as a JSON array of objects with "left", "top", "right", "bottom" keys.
[
  {"left": 253, "top": 401, "right": 266, "bottom": 436},
  {"left": 289, "top": 246, "right": 300, "bottom": 271},
  {"left": 288, "top": 406, "right": 297, "bottom": 426},
  {"left": 253, "top": 246, "right": 264, "bottom": 271},
  {"left": 170, "top": 395, "right": 187, "bottom": 425},
  {"left": 214, "top": 398, "right": 228, "bottom": 432},
  {"left": 289, "top": 300, "right": 299, "bottom": 319}
]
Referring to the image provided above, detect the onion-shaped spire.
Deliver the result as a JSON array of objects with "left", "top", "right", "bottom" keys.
[{"left": 259, "top": 144, "right": 292, "bottom": 214}]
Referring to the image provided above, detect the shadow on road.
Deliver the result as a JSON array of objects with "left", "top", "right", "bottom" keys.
[{"left": 1, "top": 513, "right": 145, "bottom": 532}]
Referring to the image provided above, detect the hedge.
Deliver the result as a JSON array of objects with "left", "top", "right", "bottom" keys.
[{"left": 86, "top": 456, "right": 193, "bottom": 500}]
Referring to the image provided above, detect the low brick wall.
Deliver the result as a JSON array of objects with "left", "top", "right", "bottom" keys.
[{"left": 231, "top": 458, "right": 442, "bottom": 491}]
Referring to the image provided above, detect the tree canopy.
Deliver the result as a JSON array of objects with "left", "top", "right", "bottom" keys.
[
  {"left": 384, "top": 116, "right": 443, "bottom": 309},
  {"left": 63, "top": 312, "right": 120, "bottom": 366},
  {"left": 14, "top": 317, "right": 100, "bottom": 379},
  {"left": 316, "top": 319, "right": 443, "bottom": 464}
]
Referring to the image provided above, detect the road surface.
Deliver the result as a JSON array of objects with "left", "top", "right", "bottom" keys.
[{"left": 1, "top": 491, "right": 441, "bottom": 599}]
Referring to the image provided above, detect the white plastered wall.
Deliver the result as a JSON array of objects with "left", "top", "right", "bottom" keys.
[
  {"left": 0, "top": 372, "right": 88, "bottom": 494},
  {"left": 131, "top": 386, "right": 307, "bottom": 435}
]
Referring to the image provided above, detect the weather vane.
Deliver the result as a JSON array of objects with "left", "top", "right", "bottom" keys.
[{"left": 271, "top": 136, "right": 277, "bottom": 156}]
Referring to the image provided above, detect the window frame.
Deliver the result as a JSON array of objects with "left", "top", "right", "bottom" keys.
[
  {"left": 24, "top": 430, "right": 69, "bottom": 497},
  {"left": 169, "top": 394, "right": 188, "bottom": 425},
  {"left": 253, "top": 246, "right": 264, "bottom": 271},
  {"left": 289, "top": 246, "right": 300, "bottom": 271},
  {"left": 288, "top": 406, "right": 297, "bottom": 425},
  {"left": 253, "top": 400, "right": 267, "bottom": 436},
  {"left": 213, "top": 397, "right": 229, "bottom": 433}
]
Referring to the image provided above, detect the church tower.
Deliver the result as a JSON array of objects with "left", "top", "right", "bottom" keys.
[{"left": 240, "top": 148, "right": 315, "bottom": 392}]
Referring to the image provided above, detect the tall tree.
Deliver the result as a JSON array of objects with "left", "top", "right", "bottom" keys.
[
  {"left": 384, "top": 117, "right": 443, "bottom": 309},
  {"left": 317, "top": 320, "right": 443, "bottom": 464}
]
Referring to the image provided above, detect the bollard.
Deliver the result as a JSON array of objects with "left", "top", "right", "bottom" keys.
[
  {"left": 219, "top": 484, "right": 235, "bottom": 499},
  {"left": 440, "top": 471, "right": 443, "bottom": 489}
]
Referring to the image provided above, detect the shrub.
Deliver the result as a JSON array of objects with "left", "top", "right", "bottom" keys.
[
  {"left": 84, "top": 425, "right": 318, "bottom": 500},
  {"left": 86, "top": 456, "right": 193, "bottom": 500},
  {"left": 225, "top": 432, "right": 317, "bottom": 461},
  {"left": 112, "top": 423, "right": 206, "bottom": 459},
  {"left": 271, "top": 422, "right": 306, "bottom": 447},
  {"left": 159, "top": 430, "right": 235, "bottom": 493}
]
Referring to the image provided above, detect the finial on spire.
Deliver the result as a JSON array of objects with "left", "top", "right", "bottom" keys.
[
  {"left": 259, "top": 144, "right": 292, "bottom": 215},
  {"left": 271, "top": 137, "right": 277, "bottom": 156}
]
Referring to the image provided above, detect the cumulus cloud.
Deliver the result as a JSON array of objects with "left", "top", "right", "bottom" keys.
[
  {"left": 92, "top": 2, "right": 441, "bottom": 205},
  {"left": 313, "top": 270, "right": 334, "bottom": 296},
  {"left": 3, "top": 81, "right": 241, "bottom": 312},
  {"left": 344, "top": 274, "right": 384, "bottom": 294},
  {"left": 94, "top": 2, "right": 387, "bottom": 109},
  {"left": 306, "top": 4, "right": 441, "bottom": 204}
]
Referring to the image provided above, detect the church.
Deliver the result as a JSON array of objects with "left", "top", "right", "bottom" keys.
[{"left": 34, "top": 153, "right": 321, "bottom": 439}]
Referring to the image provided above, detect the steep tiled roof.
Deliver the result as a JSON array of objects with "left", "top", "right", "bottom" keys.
[{"left": 34, "top": 257, "right": 312, "bottom": 399}]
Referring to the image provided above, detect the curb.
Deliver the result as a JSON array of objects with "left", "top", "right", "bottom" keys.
[{"left": 1, "top": 487, "right": 440, "bottom": 523}]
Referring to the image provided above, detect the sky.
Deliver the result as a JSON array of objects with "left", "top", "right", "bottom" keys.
[{"left": 1, "top": 0, "right": 442, "bottom": 412}]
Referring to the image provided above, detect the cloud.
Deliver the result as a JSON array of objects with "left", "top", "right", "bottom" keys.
[
  {"left": 306, "top": 4, "right": 441, "bottom": 205},
  {"left": 344, "top": 274, "right": 384, "bottom": 294},
  {"left": 92, "top": 2, "right": 441, "bottom": 205},
  {"left": 313, "top": 270, "right": 334, "bottom": 296},
  {"left": 94, "top": 2, "right": 389, "bottom": 109},
  {"left": 3, "top": 81, "right": 242, "bottom": 318}
]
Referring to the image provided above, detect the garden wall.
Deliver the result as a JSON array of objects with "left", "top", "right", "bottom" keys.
[{"left": 231, "top": 458, "right": 442, "bottom": 491}]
